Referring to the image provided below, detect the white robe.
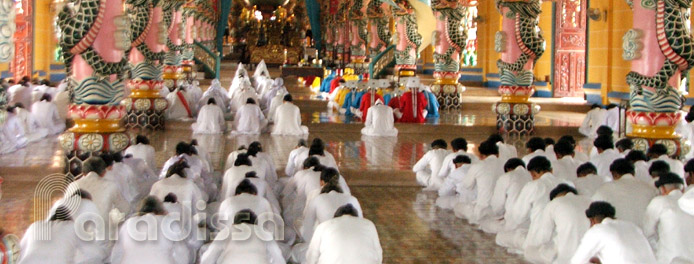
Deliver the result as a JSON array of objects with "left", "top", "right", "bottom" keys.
[
  {"left": 300, "top": 191, "right": 363, "bottom": 242},
  {"left": 217, "top": 193, "right": 274, "bottom": 227},
  {"left": 192, "top": 104, "right": 226, "bottom": 134},
  {"left": 186, "top": 83, "right": 203, "bottom": 114},
  {"left": 651, "top": 154, "right": 686, "bottom": 182},
  {"left": 47, "top": 197, "right": 109, "bottom": 263},
  {"left": 110, "top": 214, "right": 189, "bottom": 264},
  {"left": 227, "top": 63, "right": 251, "bottom": 98},
  {"left": 591, "top": 174, "right": 657, "bottom": 227},
  {"left": 458, "top": 155, "right": 505, "bottom": 223},
  {"left": 224, "top": 177, "right": 281, "bottom": 213},
  {"left": 438, "top": 151, "right": 479, "bottom": 181},
  {"left": 589, "top": 148, "right": 622, "bottom": 181},
  {"left": 124, "top": 143, "right": 157, "bottom": 172},
  {"left": 271, "top": 102, "right": 309, "bottom": 135},
  {"left": 149, "top": 174, "right": 205, "bottom": 214},
  {"left": 198, "top": 79, "right": 229, "bottom": 113},
  {"left": 573, "top": 173, "right": 606, "bottom": 197},
  {"left": 200, "top": 225, "right": 285, "bottom": 264},
  {"left": 479, "top": 167, "right": 532, "bottom": 234},
  {"left": 19, "top": 221, "right": 107, "bottom": 264},
  {"left": 267, "top": 92, "right": 287, "bottom": 122},
  {"left": 497, "top": 142, "right": 518, "bottom": 163},
  {"left": 285, "top": 146, "right": 309, "bottom": 177},
  {"left": 30, "top": 100, "right": 65, "bottom": 135},
  {"left": 65, "top": 172, "right": 130, "bottom": 223},
  {"left": 230, "top": 88, "right": 259, "bottom": 114},
  {"left": 360, "top": 104, "right": 398, "bottom": 137},
  {"left": 233, "top": 103, "right": 267, "bottom": 135},
  {"left": 496, "top": 173, "right": 573, "bottom": 251},
  {"left": 8, "top": 84, "right": 32, "bottom": 110},
  {"left": 523, "top": 193, "right": 592, "bottom": 264},
  {"left": 305, "top": 216, "right": 382, "bottom": 264},
  {"left": 15, "top": 107, "right": 47, "bottom": 143},
  {"left": 579, "top": 108, "right": 606, "bottom": 138},
  {"left": 634, "top": 160, "right": 653, "bottom": 184},
  {"left": 436, "top": 164, "right": 472, "bottom": 209},
  {"left": 104, "top": 162, "right": 138, "bottom": 204},
  {"left": 602, "top": 107, "right": 621, "bottom": 133},
  {"left": 642, "top": 190, "right": 694, "bottom": 264},
  {"left": 2, "top": 114, "right": 28, "bottom": 150},
  {"left": 220, "top": 165, "right": 257, "bottom": 199},
  {"left": 522, "top": 149, "right": 549, "bottom": 165},
  {"left": 293, "top": 151, "right": 338, "bottom": 172},
  {"left": 166, "top": 89, "right": 193, "bottom": 120},
  {"left": 54, "top": 90, "right": 70, "bottom": 120},
  {"left": 552, "top": 156, "right": 581, "bottom": 182},
  {"left": 412, "top": 148, "right": 451, "bottom": 189},
  {"left": 570, "top": 218, "right": 656, "bottom": 264}
]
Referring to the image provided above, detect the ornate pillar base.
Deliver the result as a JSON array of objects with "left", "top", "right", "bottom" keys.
[
  {"left": 494, "top": 85, "right": 540, "bottom": 135},
  {"left": 626, "top": 111, "right": 690, "bottom": 158},
  {"left": 163, "top": 65, "right": 184, "bottom": 92},
  {"left": 396, "top": 64, "right": 417, "bottom": 77},
  {"left": 123, "top": 80, "right": 169, "bottom": 130},
  {"left": 59, "top": 105, "right": 130, "bottom": 178},
  {"left": 431, "top": 72, "right": 465, "bottom": 110},
  {"left": 181, "top": 61, "right": 196, "bottom": 82},
  {"left": 348, "top": 58, "right": 368, "bottom": 77}
]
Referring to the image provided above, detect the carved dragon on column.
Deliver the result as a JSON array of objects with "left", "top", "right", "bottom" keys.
[
  {"left": 492, "top": 0, "right": 544, "bottom": 134},
  {"left": 393, "top": 0, "right": 421, "bottom": 76},
  {"left": 431, "top": 0, "right": 467, "bottom": 110},
  {"left": 123, "top": 0, "right": 169, "bottom": 129},
  {"left": 349, "top": 0, "right": 369, "bottom": 75},
  {"left": 180, "top": 2, "right": 196, "bottom": 81},
  {"left": 57, "top": 0, "right": 132, "bottom": 176},
  {"left": 162, "top": 0, "right": 185, "bottom": 91},
  {"left": 623, "top": 0, "right": 694, "bottom": 157},
  {"left": 335, "top": 1, "right": 349, "bottom": 64},
  {"left": 367, "top": 0, "right": 391, "bottom": 58}
]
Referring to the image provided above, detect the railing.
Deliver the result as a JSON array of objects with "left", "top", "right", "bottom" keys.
[
  {"left": 193, "top": 41, "right": 220, "bottom": 79},
  {"left": 368, "top": 45, "right": 395, "bottom": 79}
]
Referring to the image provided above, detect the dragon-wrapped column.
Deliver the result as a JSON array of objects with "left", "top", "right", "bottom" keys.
[
  {"left": 162, "top": 0, "right": 185, "bottom": 92},
  {"left": 492, "top": 0, "right": 544, "bottom": 135},
  {"left": 335, "top": 1, "right": 350, "bottom": 66},
  {"left": 393, "top": 0, "right": 420, "bottom": 77},
  {"left": 57, "top": 0, "right": 131, "bottom": 177},
  {"left": 349, "top": 0, "right": 369, "bottom": 75},
  {"left": 623, "top": 0, "right": 693, "bottom": 158},
  {"left": 431, "top": 0, "right": 467, "bottom": 110},
  {"left": 123, "top": 0, "right": 169, "bottom": 130},
  {"left": 367, "top": 0, "right": 391, "bottom": 59}
]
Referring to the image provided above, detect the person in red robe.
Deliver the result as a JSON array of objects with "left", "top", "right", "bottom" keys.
[
  {"left": 398, "top": 77, "right": 428, "bottom": 123},
  {"left": 358, "top": 79, "right": 386, "bottom": 122}
]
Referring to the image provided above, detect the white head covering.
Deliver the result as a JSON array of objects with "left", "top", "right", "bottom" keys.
[
  {"left": 374, "top": 98, "right": 384, "bottom": 105},
  {"left": 367, "top": 79, "right": 379, "bottom": 88},
  {"left": 272, "top": 77, "right": 284, "bottom": 88},
  {"left": 254, "top": 60, "right": 269, "bottom": 79},
  {"left": 403, "top": 77, "right": 420, "bottom": 88},
  {"left": 235, "top": 63, "right": 248, "bottom": 78},
  {"left": 345, "top": 80, "right": 358, "bottom": 88},
  {"left": 357, "top": 81, "right": 368, "bottom": 90}
]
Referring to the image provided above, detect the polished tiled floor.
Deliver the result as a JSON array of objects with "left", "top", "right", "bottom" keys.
[{"left": 0, "top": 68, "right": 591, "bottom": 263}]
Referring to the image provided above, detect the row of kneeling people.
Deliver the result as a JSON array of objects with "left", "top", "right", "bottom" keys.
[
  {"left": 414, "top": 132, "right": 694, "bottom": 264},
  {"left": 18, "top": 136, "right": 383, "bottom": 264}
]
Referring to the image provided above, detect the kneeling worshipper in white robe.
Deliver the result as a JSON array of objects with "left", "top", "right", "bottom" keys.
[
  {"left": 166, "top": 86, "right": 194, "bottom": 120},
  {"left": 602, "top": 104, "right": 622, "bottom": 134},
  {"left": 192, "top": 98, "right": 226, "bottom": 134},
  {"left": 648, "top": 143, "right": 686, "bottom": 181},
  {"left": 281, "top": 157, "right": 325, "bottom": 226},
  {"left": 220, "top": 153, "right": 260, "bottom": 199},
  {"left": 285, "top": 139, "right": 309, "bottom": 177},
  {"left": 496, "top": 156, "right": 573, "bottom": 253},
  {"left": 18, "top": 206, "right": 108, "bottom": 264},
  {"left": 487, "top": 134, "right": 518, "bottom": 163},
  {"left": 110, "top": 196, "right": 190, "bottom": 264},
  {"left": 30, "top": 94, "right": 65, "bottom": 135},
  {"left": 3, "top": 106, "right": 29, "bottom": 148},
  {"left": 150, "top": 160, "right": 206, "bottom": 216},
  {"left": 65, "top": 156, "right": 130, "bottom": 227},
  {"left": 271, "top": 94, "right": 309, "bottom": 135},
  {"left": 293, "top": 182, "right": 363, "bottom": 263},
  {"left": 642, "top": 173, "right": 694, "bottom": 264},
  {"left": 436, "top": 155, "right": 472, "bottom": 209},
  {"left": 233, "top": 98, "right": 267, "bottom": 135},
  {"left": 217, "top": 179, "right": 276, "bottom": 230},
  {"left": 105, "top": 153, "right": 139, "bottom": 206},
  {"left": 293, "top": 138, "right": 339, "bottom": 172},
  {"left": 550, "top": 140, "right": 582, "bottom": 182},
  {"left": 227, "top": 62, "right": 251, "bottom": 99},
  {"left": 591, "top": 158, "right": 657, "bottom": 227},
  {"left": 124, "top": 135, "right": 157, "bottom": 171},
  {"left": 185, "top": 81, "right": 203, "bottom": 115},
  {"left": 573, "top": 163, "right": 606, "bottom": 198},
  {"left": 412, "top": 139, "right": 451, "bottom": 190},
  {"left": 200, "top": 210, "right": 285, "bottom": 264},
  {"left": 8, "top": 82, "right": 32, "bottom": 111},
  {"left": 523, "top": 184, "right": 591, "bottom": 264},
  {"left": 48, "top": 189, "right": 109, "bottom": 264},
  {"left": 438, "top": 138, "right": 480, "bottom": 182},
  {"left": 360, "top": 99, "right": 398, "bottom": 137},
  {"left": 479, "top": 158, "right": 531, "bottom": 234},
  {"left": 229, "top": 79, "right": 259, "bottom": 114},
  {"left": 578, "top": 104, "right": 606, "bottom": 138},
  {"left": 223, "top": 171, "right": 281, "bottom": 214},
  {"left": 455, "top": 140, "right": 505, "bottom": 223},
  {"left": 13, "top": 103, "right": 47, "bottom": 143},
  {"left": 305, "top": 204, "right": 382, "bottom": 264},
  {"left": 589, "top": 136, "right": 623, "bottom": 180},
  {"left": 570, "top": 201, "right": 656, "bottom": 264},
  {"left": 122, "top": 154, "right": 157, "bottom": 202},
  {"left": 265, "top": 80, "right": 288, "bottom": 122},
  {"left": 197, "top": 79, "right": 229, "bottom": 113},
  {"left": 253, "top": 60, "right": 271, "bottom": 92},
  {"left": 522, "top": 137, "right": 549, "bottom": 165}
]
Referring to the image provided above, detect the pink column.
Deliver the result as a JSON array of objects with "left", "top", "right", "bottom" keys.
[
  {"left": 624, "top": 0, "right": 694, "bottom": 158},
  {"left": 367, "top": 0, "right": 390, "bottom": 58},
  {"left": 393, "top": 3, "right": 418, "bottom": 76},
  {"left": 431, "top": 1, "right": 467, "bottom": 110},
  {"left": 349, "top": 0, "right": 369, "bottom": 73},
  {"left": 162, "top": 5, "right": 185, "bottom": 91}
]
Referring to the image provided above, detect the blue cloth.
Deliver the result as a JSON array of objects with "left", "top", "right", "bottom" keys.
[
  {"left": 383, "top": 93, "right": 394, "bottom": 106},
  {"left": 424, "top": 90, "right": 439, "bottom": 118},
  {"left": 320, "top": 72, "right": 335, "bottom": 93},
  {"left": 341, "top": 90, "right": 365, "bottom": 116}
]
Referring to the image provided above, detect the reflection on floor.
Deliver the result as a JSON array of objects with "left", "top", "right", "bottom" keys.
[{"left": 0, "top": 69, "right": 590, "bottom": 262}]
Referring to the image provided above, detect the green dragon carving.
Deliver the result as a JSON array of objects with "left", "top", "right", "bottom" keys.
[{"left": 495, "top": 0, "right": 544, "bottom": 86}]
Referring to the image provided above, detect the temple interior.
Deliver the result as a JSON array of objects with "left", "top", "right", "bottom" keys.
[{"left": 1, "top": 0, "right": 694, "bottom": 263}]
